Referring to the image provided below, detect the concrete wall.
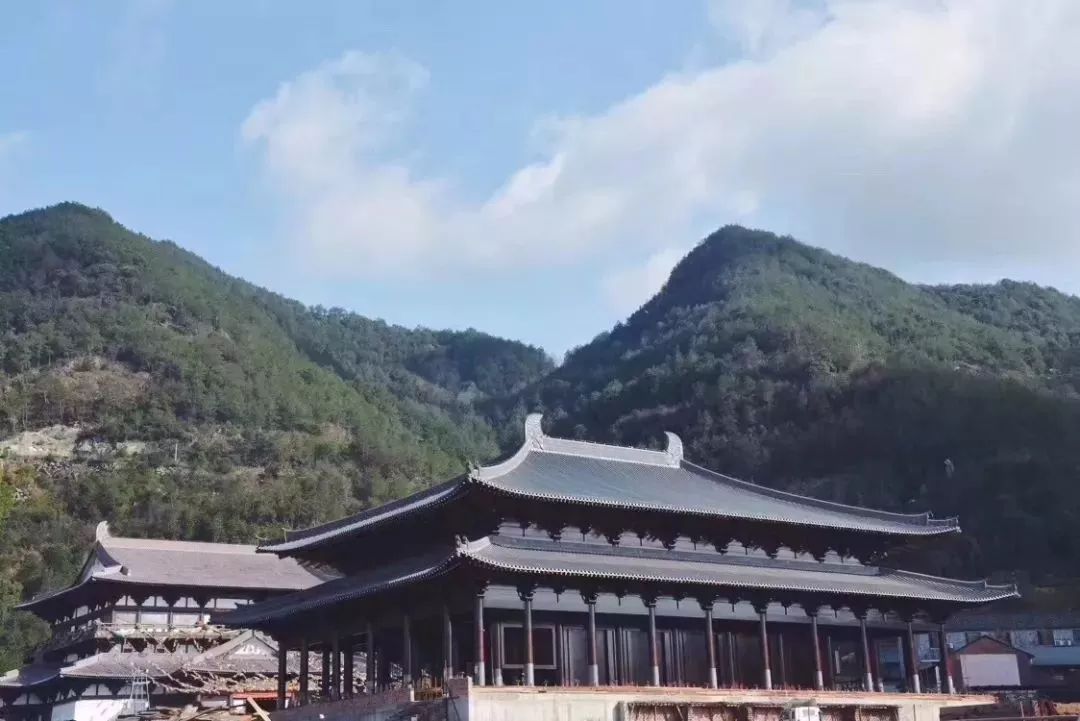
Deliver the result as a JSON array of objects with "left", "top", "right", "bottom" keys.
[
  {"left": 463, "top": 685, "right": 991, "bottom": 721},
  {"left": 269, "top": 678, "right": 993, "bottom": 721},
  {"left": 269, "top": 688, "right": 415, "bottom": 721}
]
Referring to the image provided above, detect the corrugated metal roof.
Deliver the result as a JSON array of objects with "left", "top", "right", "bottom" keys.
[
  {"left": 263, "top": 414, "right": 957, "bottom": 554},
  {"left": 1030, "top": 646, "right": 1080, "bottom": 668},
  {"left": 224, "top": 535, "right": 1016, "bottom": 627},
  {"left": 947, "top": 610, "right": 1080, "bottom": 631}
]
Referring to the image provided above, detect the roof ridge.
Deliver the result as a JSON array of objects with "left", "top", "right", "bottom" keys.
[{"left": 474, "top": 413, "right": 683, "bottom": 481}]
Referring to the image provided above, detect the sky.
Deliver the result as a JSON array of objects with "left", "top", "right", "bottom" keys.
[{"left": 2, "top": 1, "right": 1080, "bottom": 357}]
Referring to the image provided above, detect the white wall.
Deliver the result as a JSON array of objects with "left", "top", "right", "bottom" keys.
[
  {"left": 50, "top": 698, "right": 126, "bottom": 721},
  {"left": 960, "top": 655, "right": 1021, "bottom": 688}
]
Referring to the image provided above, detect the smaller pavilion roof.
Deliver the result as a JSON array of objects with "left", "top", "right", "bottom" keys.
[
  {"left": 61, "top": 651, "right": 188, "bottom": 680},
  {"left": 222, "top": 535, "right": 1017, "bottom": 627},
  {"left": 264, "top": 415, "right": 959, "bottom": 555},
  {"left": 0, "top": 664, "right": 62, "bottom": 689},
  {"left": 1, "top": 632, "right": 298, "bottom": 689},
  {"left": 18, "top": 523, "right": 332, "bottom": 614}
]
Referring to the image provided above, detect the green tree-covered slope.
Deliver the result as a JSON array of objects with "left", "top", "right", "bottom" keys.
[
  {"left": 508, "top": 226, "right": 1080, "bottom": 582},
  {"left": 4, "top": 210, "right": 1080, "bottom": 670},
  {"left": 0, "top": 203, "right": 552, "bottom": 668}
]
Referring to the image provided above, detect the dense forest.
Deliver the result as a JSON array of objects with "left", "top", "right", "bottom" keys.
[
  {"left": 505, "top": 226, "right": 1080, "bottom": 583},
  {"left": 3, "top": 206, "right": 1080, "bottom": 669},
  {"left": 0, "top": 203, "right": 552, "bottom": 668}
]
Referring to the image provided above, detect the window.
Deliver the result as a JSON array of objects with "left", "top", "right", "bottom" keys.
[
  {"left": 1053, "top": 629, "right": 1076, "bottom": 647},
  {"left": 171, "top": 612, "right": 200, "bottom": 626},
  {"left": 1010, "top": 630, "right": 1039, "bottom": 648},
  {"left": 139, "top": 611, "right": 169, "bottom": 626},
  {"left": 212, "top": 598, "right": 249, "bottom": 610},
  {"left": 946, "top": 632, "right": 967, "bottom": 649},
  {"left": 501, "top": 625, "right": 556, "bottom": 669},
  {"left": 111, "top": 610, "right": 137, "bottom": 624}
]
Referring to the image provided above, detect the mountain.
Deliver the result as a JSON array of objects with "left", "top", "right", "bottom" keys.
[
  {"left": 505, "top": 225, "right": 1080, "bottom": 586},
  {"left": 5, "top": 207, "right": 1080, "bottom": 670},
  {"left": 0, "top": 203, "right": 552, "bottom": 667}
]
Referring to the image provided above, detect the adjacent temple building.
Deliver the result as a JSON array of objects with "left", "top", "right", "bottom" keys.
[
  {"left": 0, "top": 523, "right": 327, "bottom": 721},
  {"left": 222, "top": 415, "right": 1018, "bottom": 721}
]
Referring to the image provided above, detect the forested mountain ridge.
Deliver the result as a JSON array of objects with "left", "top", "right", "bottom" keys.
[
  {"left": 3, "top": 207, "right": 1080, "bottom": 670},
  {"left": 0, "top": 203, "right": 551, "bottom": 667},
  {"left": 505, "top": 226, "right": 1080, "bottom": 586}
]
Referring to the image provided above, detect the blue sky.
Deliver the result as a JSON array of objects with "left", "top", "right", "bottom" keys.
[{"left": 3, "top": 2, "right": 1080, "bottom": 357}]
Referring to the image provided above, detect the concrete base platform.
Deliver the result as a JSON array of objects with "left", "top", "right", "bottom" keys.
[{"left": 271, "top": 680, "right": 996, "bottom": 721}]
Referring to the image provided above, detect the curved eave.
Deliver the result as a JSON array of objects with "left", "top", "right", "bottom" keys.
[
  {"left": 460, "top": 542, "right": 1017, "bottom": 605},
  {"left": 217, "top": 552, "right": 462, "bottom": 627},
  {"left": 259, "top": 477, "right": 468, "bottom": 556},
  {"left": 471, "top": 475, "right": 959, "bottom": 538}
]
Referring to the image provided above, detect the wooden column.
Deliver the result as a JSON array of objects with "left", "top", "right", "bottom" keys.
[
  {"left": 520, "top": 589, "right": 535, "bottom": 686},
  {"left": 276, "top": 639, "right": 288, "bottom": 709},
  {"left": 584, "top": 591, "right": 600, "bottom": 686},
  {"left": 727, "top": 631, "right": 737, "bottom": 686},
  {"left": 809, "top": 610, "right": 824, "bottom": 691},
  {"left": 858, "top": 613, "right": 874, "bottom": 692},
  {"left": 493, "top": 622, "right": 504, "bottom": 687},
  {"left": 474, "top": 590, "right": 486, "bottom": 686},
  {"left": 646, "top": 597, "right": 660, "bottom": 686},
  {"left": 826, "top": 634, "right": 835, "bottom": 690},
  {"left": 777, "top": 632, "right": 787, "bottom": 688},
  {"left": 366, "top": 621, "right": 376, "bottom": 694},
  {"left": 758, "top": 607, "right": 773, "bottom": 690},
  {"left": 906, "top": 621, "right": 922, "bottom": 693},
  {"left": 331, "top": 635, "right": 341, "bottom": 699},
  {"left": 402, "top": 615, "right": 413, "bottom": 687},
  {"left": 702, "top": 601, "right": 718, "bottom": 689},
  {"left": 342, "top": 638, "right": 354, "bottom": 698},
  {"left": 442, "top": 604, "right": 454, "bottom": 684},
  {"left": 298, "top": 637, "right": 310, "bottom": 705},
  {"left": 321, "top": 645, "right": 331, "bottom": 698},
  {"left": 939, "top": 623, "right": 955, "bottom": 694}
]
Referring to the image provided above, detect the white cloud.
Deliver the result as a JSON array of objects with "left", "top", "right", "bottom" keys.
[
  {"left": 602, "top": 247, "right": 688, "bottom": 315},
  {"left": 244, "top": 1, "right": 1080, "bottom": 305}
]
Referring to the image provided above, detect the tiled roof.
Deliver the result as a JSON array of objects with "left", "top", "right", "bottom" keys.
[
  {"left": 264, "top": 414, "right": 957, "bottom": 554},
  {"left": 223, "top": 535, "right": 1016, "bottom": 627},
  {"left": 1, "top": 633, "right": 310, "bottom": 687},
  {"left": 61, "top": 651, "right": 188, "bottom": 680},
  {"left": 468, "top": 536, "right": 1016, "bottom": 604},
  {"left": 217, "top": 548, "right": 459, "bottom": 626},
  {"left": 19, "top": 523, "right": 332, "bottom": 613}
]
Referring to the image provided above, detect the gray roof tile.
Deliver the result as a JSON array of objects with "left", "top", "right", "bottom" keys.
[
  {"left": 19, "top": 523, "right": 331, "bottom": 613},
  {"left": 224, "top": 535, "right": 1015, "bottom": 627},
  {"left": 264, "top": 414, "right": 956, "bottom": 554}
]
